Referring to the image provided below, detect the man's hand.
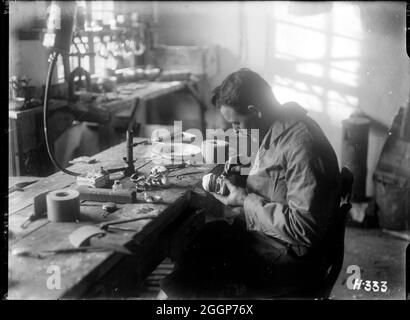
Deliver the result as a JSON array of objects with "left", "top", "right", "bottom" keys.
[{"left": 211, "top": 179, "right": 247, "bottom": 207}]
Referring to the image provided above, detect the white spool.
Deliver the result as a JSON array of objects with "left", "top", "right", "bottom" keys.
[
  {"left": 46, "top": 189, "right": 80, "bottom": 222},
  {"left": 201, "top": 139, "right": 229, "bottom": 165}
]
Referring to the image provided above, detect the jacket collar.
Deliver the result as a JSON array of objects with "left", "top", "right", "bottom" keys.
[{"left": 264, "top": 102, "right": 308, "bottom": 148}]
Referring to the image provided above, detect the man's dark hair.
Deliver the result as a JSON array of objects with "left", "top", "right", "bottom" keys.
[{"left": 211, "top": 68, "right": 274, "bottom": 114}]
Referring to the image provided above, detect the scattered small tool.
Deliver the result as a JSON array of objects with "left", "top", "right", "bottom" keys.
[
  {"left": 168, "top": 170, "right": 206, "bottom": 179},
  {"left": 99, "top": 212, "right": 159, "bottom": 231},
  {"left": 163, "top": 162, "right": 200, "bottom": 173},
  {"left": 11, "top": 245, "right": 131, "bottom": 259},
  {"left": 102, "top": 202, "right": 117, "bottom": 215},
  {"left": 112, "top": 180, "right": 123, "bottom": 191},
  {"left": 151, "top": 165, "right": 168, "bottom": 175},
  {"left": 20, "top": 212, "right": 46, "bottom": 229},
  {"left": 130, "top": 173, "right": 146, "bottom": 183},
  {"left": 142, "top": 193, "right": 163, "bottom": 203},
  {"left": 132, "top": 139, "right": 152, "bottom": 147},
  {"left": 164, "top": 163, "right": 188, "bottom": 171},
  {"left": 131, "top": 165, "right": 169, "bottom": 191},
  {"left": 9, "top": 180, "right": 38, "bottom": 193}
]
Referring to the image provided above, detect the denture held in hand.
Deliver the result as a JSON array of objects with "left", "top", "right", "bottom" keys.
[{"left": 202, "top": 173, "right": 229, "bottom": 196}]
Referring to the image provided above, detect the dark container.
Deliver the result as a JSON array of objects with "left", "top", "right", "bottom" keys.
[
  {"left": 374, "top": 138, "right": 410, "bottom": 230},
  {"left": 373, "top": 107, "right": 410, "bottom": 231},
  {"left": 341, "top": 117, "right": 370, "bottom": 201}
]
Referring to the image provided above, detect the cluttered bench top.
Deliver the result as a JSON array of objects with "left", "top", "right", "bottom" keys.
[{"left": 8, "top": 137, "right": 216, "bottom": 299}]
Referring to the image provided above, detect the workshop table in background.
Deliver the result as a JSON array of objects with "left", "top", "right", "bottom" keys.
[
  {"left": 8, "top": 138, "right": 219, "bottom": 299},
  {"left": 8, "top": 99, "right": 68, "bottom": 176},
  {"left": 94, "top": 80, "right": 207, "bottom": 151},
  {"left": 8, "top": 80, "right": 207, "bottom": 176}
]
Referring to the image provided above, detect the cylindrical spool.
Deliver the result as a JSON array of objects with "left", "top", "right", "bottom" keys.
[
  {"left": 46, "top": 189, "right": 80, "bottom": 222},
  {"left": 341, "top": 117, "right": 370, "bottom": 201},
  {"left": 201, "top": 139, "right": 229, "bottom": 165}
]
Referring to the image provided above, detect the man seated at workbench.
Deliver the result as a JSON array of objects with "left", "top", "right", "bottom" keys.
[{"left": 159, "top": 68, "right": 342, "bottom": 299}]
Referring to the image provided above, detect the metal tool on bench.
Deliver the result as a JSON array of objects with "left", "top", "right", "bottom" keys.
[
  {"left": 119, "top": 98, "right": 141, "bottom": 176},
  {"left": 98, "top": 98, "right": 153, "bottom": 179},
  {"left": 20, "top": 212, "right": 47, "bottom": 229},
  {"left": 99, "top": 212, "right": 159, "bottom": 231},
  {"left": 168, "top": 170, "right": 206, "bottom": 179},
  {"left": 9, "top": 180, "right": 38, "bottom": 193},
  {"left": 11, "top": 245, "right": 132, "bottom": 259}
]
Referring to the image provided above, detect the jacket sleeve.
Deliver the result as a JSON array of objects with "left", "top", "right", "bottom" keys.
[{"left": 243, "top": 140, "right": 333, "bottom": 248}]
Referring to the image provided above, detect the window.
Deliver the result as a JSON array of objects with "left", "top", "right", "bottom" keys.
[
  {"left": 56, "top": 1, "right": 115, "bottom": 83},
  {"left": 267, "top": 2, "right": 363, "bottom": 125}
]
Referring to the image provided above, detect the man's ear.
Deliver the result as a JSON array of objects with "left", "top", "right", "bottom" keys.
[{"left": 248, "top": 105, "right": 262, "bottom": 118}]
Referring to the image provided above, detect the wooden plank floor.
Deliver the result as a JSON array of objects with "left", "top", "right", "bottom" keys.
[
  {"left": 135, "top": 258, "right": 175, "bottom": 299},
  {"left": 331, "top": 227, "right": 408, "bottom": 300},
  {"left": 135, "top": 227, "right": 409, "bottom": 300}
]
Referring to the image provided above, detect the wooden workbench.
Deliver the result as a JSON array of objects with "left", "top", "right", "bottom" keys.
[{"left": 8, "top": 138, "right": 219, "bottom": 299}]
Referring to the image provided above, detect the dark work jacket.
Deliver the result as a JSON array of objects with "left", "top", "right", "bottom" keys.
[{"left": 243, "top": 102, "right": 341, "bottom": 258}]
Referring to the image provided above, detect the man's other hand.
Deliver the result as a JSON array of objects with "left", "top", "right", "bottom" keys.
[{"left": 211, "top": 179, "right": 247, "bottom": 207}]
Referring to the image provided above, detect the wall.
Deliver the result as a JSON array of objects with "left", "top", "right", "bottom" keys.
[
  {"left": 9, "top": 1, "right": 50, "bottom": 87},
  {"left": 155, "top": 1, "right": 242, "bottom": 87},
  {"left": 154, "top": 1, "right": 410, "bottom": 196}
]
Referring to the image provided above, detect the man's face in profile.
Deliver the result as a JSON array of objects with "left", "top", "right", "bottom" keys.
[{"left": 220, "top": 104, "right": 262, "bottom": 133}]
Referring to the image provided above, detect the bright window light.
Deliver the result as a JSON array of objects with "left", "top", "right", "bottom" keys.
[{"left": 268, "top": 1, "right": 363, "bottom": 124}]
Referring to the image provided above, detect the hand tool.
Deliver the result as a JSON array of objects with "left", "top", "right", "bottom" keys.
[
  {"left": 132, "top": 139, "right": 151, "bottom": 147},
  {"left": 11, "top": 245, "right": 132, "bottom": 259},
  {"left": 168, "top": 170, "right": 206, "bottom": 179},
  {"left": 9, "top": 180, "right": 38, "bottom": 193},
  {"left": 20, "top": 212, "right": 46, "bottom": 229},
  {"left": 164, "top": 162, "right": 202, "bottom": 173},
  {"left": 99, "top": 212, "right": 159, "bottom": 231},
  {"left": 102, "top": 202, "right": 117, "bottom": 216},
  {"left": 165, "top": 163, "right": 189, "bottom": 171},
  {"left": 106, "top": 159, "right": 152, "bottom": 175}
]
